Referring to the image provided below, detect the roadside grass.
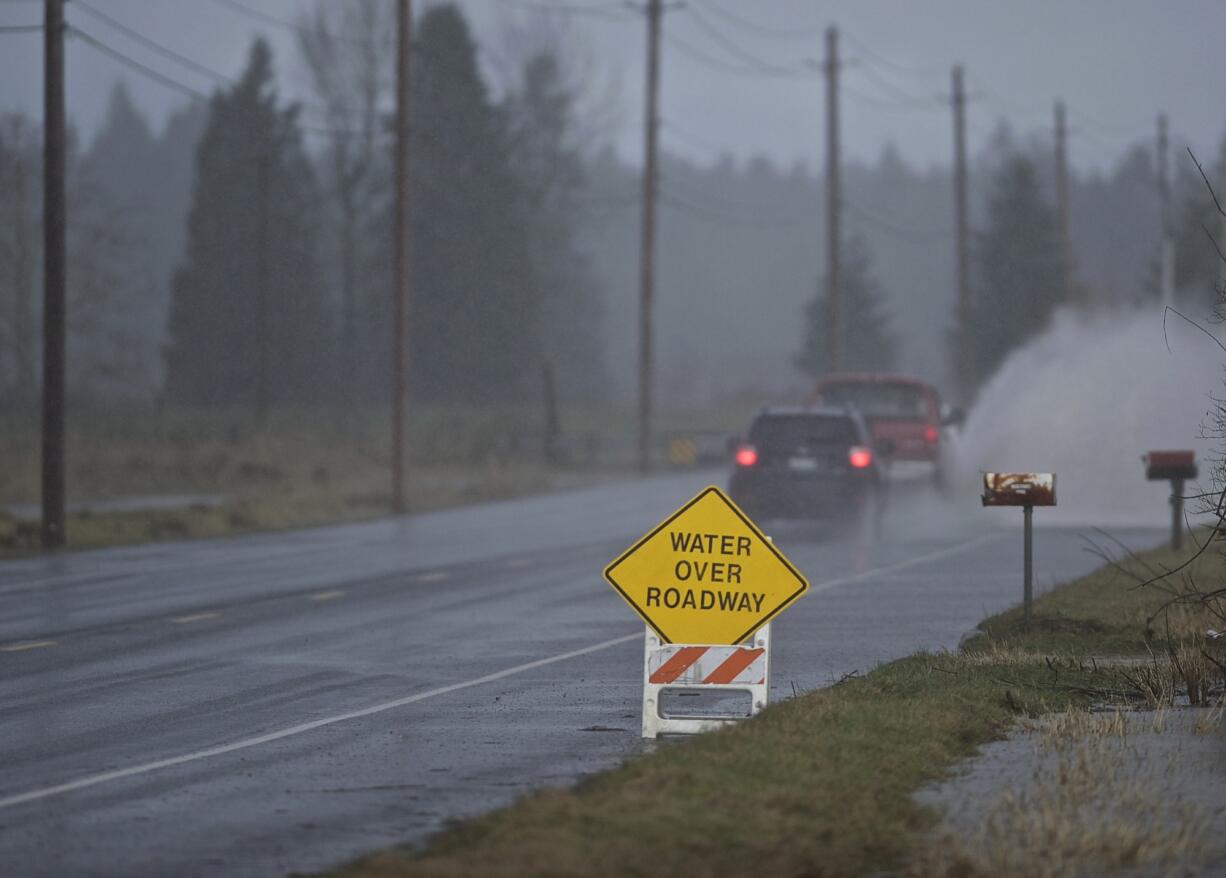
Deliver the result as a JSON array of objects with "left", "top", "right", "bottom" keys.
[
  {"left": 328, "top": 655, "right": 1097, "bottom": 878},
  {"left": 0, "top": 403, "right": 751, "bottom": 556},
  {"left": 906, "top": 716, "right": 1220, "bottom": 878},
  {"left": 321, "top": 535, "right": 1226, "bottom": 878},
  {"left": 974, "top": 535, "right": 1221, "bottom": 656}
]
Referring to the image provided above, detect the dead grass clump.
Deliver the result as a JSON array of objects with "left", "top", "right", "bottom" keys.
[
  {"left": 1027, "top": 709, "right": 1127, "bottom": 751},
  {"left": 957, "top": 644, "right": 1054, "bottom": 668},
  {"left": 908, "top": 734, "right": 1218, "bottom": 878}
]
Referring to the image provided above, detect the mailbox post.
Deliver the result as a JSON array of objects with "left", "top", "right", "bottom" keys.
[
  {"left": 982, "top": 473, "right": 1057, "bottom": 627},
  {"left": 1144, "top": 451, "right": 1197, "bottom": 550}
]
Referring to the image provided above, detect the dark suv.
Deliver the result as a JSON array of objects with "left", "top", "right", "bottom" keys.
[{"left": 728, "top": 407, "right": 885, "bottom": 528}]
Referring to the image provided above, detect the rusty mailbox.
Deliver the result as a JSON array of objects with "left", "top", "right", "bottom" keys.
[
  {"left": 981, "top": 472, "right": 1056, "bottom": 627},
  {"left": 1144, "top": 450, "right": 1197, "bottom": 482},
  {"left": 1144, "top": 450, "right": 1197, "bottom": 550},
  {"left": 981, "top": 472, "right": 1056, "bottom": 507}
]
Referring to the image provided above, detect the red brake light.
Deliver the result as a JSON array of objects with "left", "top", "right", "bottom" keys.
[
  {"left": 924, "top": 424, "right": 940, "bottom": 444},
  {"left": 848, "top": 446, "right": 872, "bottom": 469},
  {"left": 735, "top": 446, "right": 758, "bottom": 467}
]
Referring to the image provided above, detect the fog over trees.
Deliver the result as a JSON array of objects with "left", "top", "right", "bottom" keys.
[{"left": 0, "top": 0, "right": 1220, "bottom": 412}]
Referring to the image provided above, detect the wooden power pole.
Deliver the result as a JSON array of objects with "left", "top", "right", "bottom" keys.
[
  {"left": 1054, "top": 100, "right": 1074, "bottom": 306},
  {"left": 824, "top": 26, "right": 842, "bottom": 374},
  {"left": 637, "top": 0, "right": 661, "bottom": 474},
  {"left": 952, "top": 65, "right": 973, "bottom": 404},
  {"left": 392, "top": 0, "right": 411, "bottom": 513},
  {"left": 42, "top": 0, "right": 66, "bottom": 550}
]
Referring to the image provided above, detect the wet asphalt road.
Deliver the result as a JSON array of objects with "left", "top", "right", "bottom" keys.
[{"left": 0, "top": 471, "right": 1166, "bottom": 877}]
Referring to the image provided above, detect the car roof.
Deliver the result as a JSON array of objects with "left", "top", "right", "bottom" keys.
[
  {"left": 812, "top": 372, "right": 938, "bottom": 391},
  {"left": 751, "top": 406, "right": 868, "bottom": 430},
  {"left": 755, "top": 405, "right": 852, "bottom": 417}
]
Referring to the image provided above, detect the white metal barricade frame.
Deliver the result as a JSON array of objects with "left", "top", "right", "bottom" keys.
[{"left": 641, "top": 622, "right": 771, "bottom": 738}]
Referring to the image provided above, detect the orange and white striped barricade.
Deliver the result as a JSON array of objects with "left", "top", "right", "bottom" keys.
[{"left": 641, "top": 622, "right": 771, "bottom": 738}]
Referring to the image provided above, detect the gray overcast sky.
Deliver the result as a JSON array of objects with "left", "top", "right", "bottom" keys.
[{"left": 1, "top": 0, "right": 1223, "bottom": 173}]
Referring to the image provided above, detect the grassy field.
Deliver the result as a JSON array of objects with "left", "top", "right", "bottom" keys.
[
  {"left": 0, "top": 403, "right": 757, "bottom": 556},
  {"left": 321, "top": 536, "right": 1226, "bottom": 878}
]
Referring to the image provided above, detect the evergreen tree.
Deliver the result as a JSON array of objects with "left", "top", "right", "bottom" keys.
[
  {"left": 795, "top": 234, "right": 897, "bottom": 376},
  {"left": 0, "top": 114, "right": 41, "bottom": 407},
  {"left": 75, "top": 83, "right": 162, "bottom": 399},
  {"left": 969, "top": 155, "right": 1062, "bottom": 383},
  {"left": 409, "top": 4, "right": 535, "bottom": 404},
  {"left": 167, "top": 39, "right": 329, "bottom": 407},
  {"left": 504, "top": 50, "right": 606, "bottom": 403}
]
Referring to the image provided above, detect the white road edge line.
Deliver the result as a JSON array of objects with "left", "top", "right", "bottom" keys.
[
  {"left": 0, "top": 633, "right": 639, "bottom": 810},
  {"left": 805, "top": 532, "right": 1003, "bottom": 596},
  {"left": 0, "top": 640, "right": 56, "bottom": 653},
  {"left": 0, "top": 532, "right": 998, "bottom": 810}
]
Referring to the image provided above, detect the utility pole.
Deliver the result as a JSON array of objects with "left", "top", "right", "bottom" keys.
[
  {"left": 1157, "top": 114, "right": 1175, "bottom": 308},
  {"left": 1054, "top": 100, "right": 1074, "bottom": 306},
  {"left": 41, "top": 0, "right": 66, "bottom": 550},
  {"left": 391, "top": 0, "right": 411, "bottom": 513},
  {"left": 637, "top": 0, "right": 661, "bottom": 474},
  {"left": 824, "top": 26, "right": 842, "bottom": 374},
  {"left": 952, "top": 65, "right": 973, "bottom": 404}
]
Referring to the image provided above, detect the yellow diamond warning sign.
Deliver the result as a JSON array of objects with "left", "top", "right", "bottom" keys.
[{"left": 603, "top": 485, "right": 809, "bottom": 645}]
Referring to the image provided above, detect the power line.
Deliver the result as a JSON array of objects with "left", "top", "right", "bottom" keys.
[
  {"left": 74, "top": 0, "right": 231, "bottom": 85},
  {"left": 205, "top": 0, "right": 377, "bottom": 45},
  {"left": 67, "top": 24, "right": 366, "bottom": 143},
  {"left": 69, "top": 25, "right": 212, "bottom": 101},
  {"left": 662, "top": 170, "right": 804, "bottom": 213},
  {"left": 659, "top": 120, "right": 731, "bottom": 160},
  {"left": 842, "top": 81, "right": 944, "bottom": 112},
  {"left": 659, "top": 186, "right": 816, "bottom": 229},
  {"left": 841, "top": 29, "right": 946, "bottom": 78},
  {"left": 495, "top": 0, "right": 638, "bottom": 22},
  {"left": 209, "top": 0, "right": 294, "bottom": 31},
  {"left": 845, "top": 200, "right": 952, "bottom": 244},
  {"left": 846, "top": 56, "right": 944, "bottom": 107},
  {"left": 682, "top": 4, "right": 812, "bottom": 77},
  {"left": 663, "top": 30, "right": 813, "bottom": 79},
  {"left": 699, "top": 0, "right": 826, "bottom": 39},
  {"left": 0, "top": 23, "right": 40, "bottom": 32}
]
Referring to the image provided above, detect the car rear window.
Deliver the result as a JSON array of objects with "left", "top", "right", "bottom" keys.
[
  {"left": 819, "top": 382, "right": 927, "bottom": 417},
  {"left": 749, "top": 415, "right": 858, "bottom": 446}
]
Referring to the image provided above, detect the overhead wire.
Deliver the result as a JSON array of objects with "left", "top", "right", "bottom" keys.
[
  {"left": 67, "top": 4, "right": 378, "bottom": 141},
  {"left": 844, "top": 200, "right": 953, "bottom": 244},
  {"left": 663, "top": 30, "right": 813, "bottom": 80},
  {"left": 846, "top": 57, "right": 945, "bottom": 108},
  {"left": 840, "top": 29, "right": 947, "bottom": 78},
  {"left": 682, "top": 4, "right": 814, "bottom": 78},
  {"left": 205, "top": 0, "right": 377, "bottom": 46},
  {"left": 74, "top": 0, "right": 232, "bottom": 86},
  {"left": 659, "top": 119, "right": 732, "bottom": 160},
  {"left": 65, "top": 23, "right": 369, "bottom": 143},
  {"left": 69, "top": 25, "right": 213, "bottom": 102},
  {"left": 659, "top": 185, "right": 816, "bottom": 229},
  {"left": 698, "top": 0, "right": 826, "bottom": 40},
  {"left": 493, "top": 0, "right": 639, "bottom": 22}
]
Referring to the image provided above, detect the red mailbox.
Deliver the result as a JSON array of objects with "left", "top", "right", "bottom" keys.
[
  {"left": 981, "top": 472, "right": 1056, "bottom": 507},
  {"left": 1144, "top": 450, "right": 1197, "bottom": 481}
]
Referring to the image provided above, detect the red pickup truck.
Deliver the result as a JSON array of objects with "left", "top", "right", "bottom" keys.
[{"left": 807, "top": 373, "right": 954, "bottom": 484}]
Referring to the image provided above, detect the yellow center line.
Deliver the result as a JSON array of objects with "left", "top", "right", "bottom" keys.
[
  {"left": 415, "top": 571, "right": 448, "bottom": 583},
  {"left": 170, "top": 612, "right": 220, "bottom": 625},
  {"left": 309, "top": 590, "right": 345, "bottom": 602},
  {"left": 1, "top": 640, "right": 56, "bottom": 653}
]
